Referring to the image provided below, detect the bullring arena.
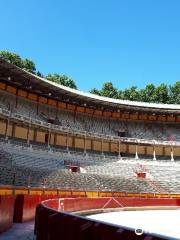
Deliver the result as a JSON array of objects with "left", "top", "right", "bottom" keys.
[{"left": 0, "top": 57, "right": 180, "bottom": 239}]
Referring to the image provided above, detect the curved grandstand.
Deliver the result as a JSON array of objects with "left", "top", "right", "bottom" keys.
[{"left": 0, "top": 58, "right": 180, "bottom": 239}]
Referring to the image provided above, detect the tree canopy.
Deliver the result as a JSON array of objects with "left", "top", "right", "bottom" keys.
[
  {"left": 0, "top": 51, "right": 179, "bottom": 104},
  {"left": 46, "top": 74, "right": 77, "bottom": 89},
  {"left": 0, "top": 51, "right": 36, "bottom": 74},
  {"left": 90, "top": 81, "right": 180, "bottom": 104},
  {"left": 0, "top": 51, "right": 77, "bottom": 89},
  {"left": 90, "top": 82, "right": 118, "bottom": 98},
  {"left": 168, "top": 81, "right": 180, "bottom": 104}
]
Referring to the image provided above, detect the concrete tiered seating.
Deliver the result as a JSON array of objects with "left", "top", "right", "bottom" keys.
[
  {"left": 0, "top": 140, "right": 180, "bottom": 193},
  {"left": 0, "top": 89, "right": 16, "bottom": 110}
]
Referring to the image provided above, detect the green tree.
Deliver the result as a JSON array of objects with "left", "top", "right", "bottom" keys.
[
  {"left": 169, "top": 81, "right": 180, "bottom": 104},
  {"left": 154, "top": 83, "right": 169, "bottom": 103},
  {"left": 36, "top": 71, "right": 44, "bottom": 77},
  {"left": 90, "top": 88, "right": 101, "bottom": 96},
  {"left": 0, "top": 51, "right": 23, "bottom": 68},
  {"left": 0, "top": 51, "right": 36, "bottom": 73},
  {"left": 90, "top": 82, "right": 118, "bottom": 98},
  {"left": 139, "top": 84, "right": 157, "bottom": 102},
  {"left": 46, "top": 73, "right": 77, "bottom": 89},
  {"left": 100, "top": 82, "right": 118, "bottom": 98},
  {"left": 121, "top": 86, "right": 140, "bottom": 101},
  {"left": 23, "top": 58, "right": 36, "bottom": 74},
  {"left": 0, "top": 51, "right": 78, "bottom": 89},
  {"left": 117, "top": 90, "right": 123, "bottom": 100}
]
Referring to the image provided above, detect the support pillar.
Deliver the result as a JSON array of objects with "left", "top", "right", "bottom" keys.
[
  {"left": 27, "top": 122, "right": 31, "bottom": 145},
  {"left": 153, "top": 145, "right": 156, "bottom": 161},
  {"left": 135, "top": 145, "right": 139, "bottom": 160},
  {"left": 171, "top": 146, "right": 174, "bottom": 162},
  {"left": 118, "top": 139, "right": 121, "bottom": 159}
]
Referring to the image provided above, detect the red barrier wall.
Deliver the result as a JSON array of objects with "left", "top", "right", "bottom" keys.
[
  {"left": 14, "top": 194, "right": 58, "bottom": 223},
  {"left": 36, "top": 197, "right": 178, "bottom": 240},
  {"left": 0, "top": 195, "right": 14, "bottom": 233},
  {"left": 12, "top": 194, "right": 180, "bottom": 224},
  {"left": 44, "top": 197, "right": 180, "bottom": 213}
]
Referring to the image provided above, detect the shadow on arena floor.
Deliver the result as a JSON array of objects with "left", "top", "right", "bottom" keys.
[{"left": 0, "top": 221, "right": 35, "bottom": 240}]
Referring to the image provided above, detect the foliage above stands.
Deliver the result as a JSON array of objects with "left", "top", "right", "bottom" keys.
[
  {"left": 0, "top": 50, "right": 77, "bottom": 90},
  {"left": 0, "top": 51, "right": 36, "bottom": 74},
  {"left": 46, "top": 73, "right": 77, "bottom": 89},
  {"left": 90, "top": 81, "right": 180, "bottom": 104}
]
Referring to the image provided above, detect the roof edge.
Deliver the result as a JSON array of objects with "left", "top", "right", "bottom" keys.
[{"left": 0, "top": 57, "right": 180, "bottom": 111}]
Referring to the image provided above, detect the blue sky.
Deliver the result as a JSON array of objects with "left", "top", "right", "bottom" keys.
[{"left": 1, "top": 0, "right": 180, "bottom": 91}]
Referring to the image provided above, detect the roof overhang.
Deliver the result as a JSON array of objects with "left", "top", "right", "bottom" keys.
[{"left": 0, "top": 57, "right": 179, "bottom": 114}]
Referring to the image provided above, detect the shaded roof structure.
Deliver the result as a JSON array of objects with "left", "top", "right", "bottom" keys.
[{"left": 0, "top": 57, "right": 179, "bottom": 114}]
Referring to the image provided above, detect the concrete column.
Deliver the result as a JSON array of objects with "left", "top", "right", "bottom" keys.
[
  {"left": 153, "top": 145, "right": 156, "bottom": 161},
  {"left": 47, "top": 126, "right": 51, "bottom": 149},
  {"left": 27, "top": 175, "right": 31, "bottom": 188},
  {"left": 171, "top": 146, "right": 174, "bottom": 162},
  {"left": 27, "top": 123, "right": 31, "bottom": 145},
  {"left": 135, "top": 145, "right": 139, "bottom": 160},
  {"left": 118, "top": 139, "right": 121, "bottom": 159}
]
